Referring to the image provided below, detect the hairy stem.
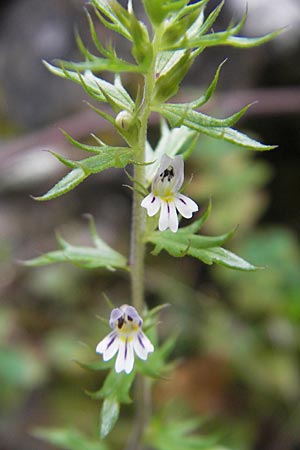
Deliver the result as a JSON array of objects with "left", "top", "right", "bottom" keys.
[{"left": 128, "top": 31, "right": 160, "bottom": 450}]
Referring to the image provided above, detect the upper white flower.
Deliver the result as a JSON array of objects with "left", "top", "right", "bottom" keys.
[
  {"left": 96, "top": 304, "right": 154, "bottom": 374},
  {"left": 141, "top": 154, "right": 198, "bottom": 232}
]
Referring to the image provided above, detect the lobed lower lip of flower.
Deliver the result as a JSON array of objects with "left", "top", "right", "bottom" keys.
[
  {"left": 96, "top": 305, "right": 154, "bottom": 374},
  {"left": 141, "top": 154, "right": 198, "bottom": 232}
]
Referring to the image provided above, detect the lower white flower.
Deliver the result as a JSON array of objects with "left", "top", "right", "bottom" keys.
[
  {"left": 96, "top": 304, "right": 154, "bottom": 374},
  {"left": 141, "top": 154, "right": 198, "bottom": 232}
]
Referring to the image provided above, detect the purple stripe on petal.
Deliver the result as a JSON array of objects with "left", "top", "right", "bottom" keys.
[
  {"left": 138, "top": 334, "right": 145, "bottom": 349},
  {"left": 180, "top": 198, "right": 187, "bottom": 205},
  {"left": 167, "top": 203, "right": 170, "bottom": 214},
  {"left": 125, "top": 340, "right": 128, "bottom": 359},
  {"left": 151, "top": 196, "right": 156, "bottom": 204},
  {"left": 106, "top": 334, "right": 116, "bottom": 349}
]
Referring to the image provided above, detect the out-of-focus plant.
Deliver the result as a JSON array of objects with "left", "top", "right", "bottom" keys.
[{"left": 24, "top": 1, "right": 281, "bottom": 449}]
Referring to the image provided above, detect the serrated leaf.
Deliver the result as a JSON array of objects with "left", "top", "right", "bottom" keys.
[
  {"left": 100, "top": 398, "right": 120, "bottom": 439},
  {"left": 158, "top": 104, "right": 276, "bottom": 150},
  {"left": 219, "top": 29, "right": 284, "bottom": 48},
  {"left": 147, "top": 220, "right": 259, "bottom": 271},
  {"left": 158, "top": 102, "right": 251, "bottom": 129},
  {"left": 36, "top": 168, "right": 88, "bottom": 201},
  {"left": 189, "top": 59, "right": 227, "bottom": 109},
  {"left": 24, "top": 223, "right": 127, "bottom": 271},
  {"left": 44, "top": 62, "right": 134, "bottom": 110},
  {"left": 171, "top": 16, "right": 282, "bottom": 52},
  {"left": 191, "top": 1, "right": 224, "bottom": 38},
  {"left": 92, "top": 0, "right": 132, "bottom": 40},
  {"left": 100, "top": 369, "right": 135, "bottom": 403},
  {"left": 33, "top": 428, "right": 108, "bottom": 450},
  {"left": 34, "top": 147, "right": 134, "bottom": 201},
  {"left": 75, "top": 359, "right": 113, "bottom": 372},
  {"left": 57, "top": 57, "right": 142, "bottom": 74},
  {"left": 136, "top": 336, "right": 176, "bottom": 379},
  {"left": 147, "top": 416, "right": 221, "bottom": 450},
  {"left": 178, "top": 200, "right": 211, "bottom": 234}
]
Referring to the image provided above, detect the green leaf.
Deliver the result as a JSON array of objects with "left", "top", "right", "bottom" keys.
[
  {"left": 189, "top": 59, "right": 227, "bottom": 109},
  {"left": 213, "top": 28, "right": 284, "bottom": 48},
  {"left": 156, "top": 50, "right": 186, "bottom": 76},
  {"left": 101, "top": 370, "right": 135, "bottom": 403},
  {"left": 136, "top": 336, "right": 176, "bottom": 379},
  {"left": 88, "top": 368, "right": 135, "bottom": 438},
  {"left": 158, "top": 102, "right": 251, "bottom": 128},
  {"left": 75, "top": 359, "right": 113, "bottom": 372},
  {"left": 92, "top": 0, "right": 132, "bottom": 40},
  {"left": 34, "top": 147, "right": 135, "bottom": 201},
  {"left": 167, "top": 5, "right": 282, "bottom": 52},
  {"left": 24, "top": 220, "right": 127, "bottom": 271},
  {"left": 35, "top": 167, "right": 88, "bottom": 201},
  {"left": 147, "top": 416, "right": 222, "bottom": 450},
  {"left": 191, "top": 1, "right": 224, "bottom": 38},
  {"left": 153, "top": 51, "right": 195, "bottom": 103},
  {"left": 158, "top": 104, "right": 276, "bottom": 150},
  {"left": 33, "top": 428, "right": 108, "bottom": 450},
  {"left": 100, "top": 398, "right": 120, "bottom": 439},
  {"left": 44, "top": 62, "right": 134, "bottom": 111},
  {"left": 143, "top": 0, "right": 191, "bottom": 26},
  {"left": 56, "top": 57, "right": 142, "bottom": 74},
  {"left": 147, "top": 216, "right": 259, "bottom": 271}
]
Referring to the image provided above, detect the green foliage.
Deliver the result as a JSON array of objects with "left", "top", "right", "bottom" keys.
[
  {"left": 34, "top": 139, "right": 134, "bottom": 201},
  {"left": 29, "top": 0, "right": 281, "bottom": 448},
  {"left": 157, "top": 2, "right": 282, "bottom": 52},
  {"left": 34, "top": 428, "right": 108, "bottom": 450},
  {"left": 146, "top": 202, "right": 259, "bottom": 271},
  {"left": 156, "top": 102, "right": 275, "bottom": 150},
  {"left": 44, "top": 62, "right": 135, "bottom": 110},
  {"left": 136, "top": 335, "right": 177, "bottom": 379},
  {"left": 41, "top": 0, "right": 280, "bottom": 200},
  {"left": 87, "top": 369, "right": 135, "bottom": 438},
  {"left": 147, "top": 415, "right": 227, "bottom": 450},
  {"left": 24, "top": 216, "right": 127, "bottom": 271}
]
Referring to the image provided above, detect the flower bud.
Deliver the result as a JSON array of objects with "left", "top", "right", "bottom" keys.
[{"left": 115, "top": 110, "right": 134, "bottom": 130}]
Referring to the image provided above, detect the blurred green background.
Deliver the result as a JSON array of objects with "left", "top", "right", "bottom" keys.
[{"left": 1, "top": 1, "right": 300, "bottom": 449}]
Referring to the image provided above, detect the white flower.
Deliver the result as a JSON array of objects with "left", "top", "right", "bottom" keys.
[
  {"left": 141, "top": 154, "right": 198, "bottom": 232},
  {"left": 96, "top": 304, "right": 154, "bottom": 374}
]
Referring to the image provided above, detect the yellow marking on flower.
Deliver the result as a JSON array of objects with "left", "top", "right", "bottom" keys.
[
  {"left": 119, "top": 334, "right": 135, "bottom": 342},
  {"left": 161, "top": 195, "right": 174, "bottom": 203}
]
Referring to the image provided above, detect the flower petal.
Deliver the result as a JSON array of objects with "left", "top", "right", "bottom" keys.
[
  {"left": 141, "top": 194, "right": 162, "bottom": 217},
  {"left": 121, "top": 305, "right": 143, "bottom": 325},
  {"left": 141, "top": 193, "right": 154, "bottom": 209},
  {"left": 174, "top": 194, "right": 198, "bottom": 218},
  {"left": 109, "top": 308, "right": 123, "bottom": 328},
  {"left": 115, "top": 339, "right": 126, "bottom": 373},
  {"left": 96, "top": 331, "right": 118, "bottom": 361},
  {"left": 115, "top": 338, "right": 135, "bottom": 374},
  {"left": 168, "top": 201, "right": 179, "bottom": 232},
  {"left": 158, "top": 201, "right": 169, "bottom": 231},
  {"left": 171, "top": 155, "right": 184, "bottom": 191},
  {"left": 133, "top": 332, "right": 154, "bottom": 360},
  {"left": 158, "top": 201, "right": 179, "bottom": 232},
  {"left": 124, "top": 340, "right": 135, "bottom": 374}
]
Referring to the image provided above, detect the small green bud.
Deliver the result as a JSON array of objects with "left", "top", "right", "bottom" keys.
[{"left": 115, "top": 110, "right": 134, "bottom": 130}]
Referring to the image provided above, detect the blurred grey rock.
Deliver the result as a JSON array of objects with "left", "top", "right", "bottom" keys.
[{"left": 0, "top": 0, "right": 88, "bottom": 129}]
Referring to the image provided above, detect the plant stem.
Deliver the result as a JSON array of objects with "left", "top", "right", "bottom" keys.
[{"left": 128, "top": 31, "right": 160, "bottom": 450}]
